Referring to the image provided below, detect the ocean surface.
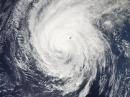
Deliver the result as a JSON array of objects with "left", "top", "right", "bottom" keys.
[{"left": 0, "top": 0, "right": 130, "bottom": 97}]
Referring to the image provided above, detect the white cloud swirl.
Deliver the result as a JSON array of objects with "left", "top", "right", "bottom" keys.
[{"left": 26, "top": 0, "right": 129, "bottom": 97}]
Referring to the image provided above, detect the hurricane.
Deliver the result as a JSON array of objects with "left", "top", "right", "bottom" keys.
[{"left": 0, "top": 0, "right": 130, "bottom": 97}]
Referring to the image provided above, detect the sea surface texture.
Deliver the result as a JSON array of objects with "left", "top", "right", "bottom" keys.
[{"left": 0, "top": 0, "right": 130, "bottom": 97}]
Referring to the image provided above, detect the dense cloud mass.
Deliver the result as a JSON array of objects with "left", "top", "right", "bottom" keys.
[{"left": 0, "top": 0, "right": 130, "bottom": 97}]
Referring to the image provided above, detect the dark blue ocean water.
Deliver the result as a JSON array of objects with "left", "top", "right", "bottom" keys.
[{"left": 0, "top": 0, "right": 130, "bottom": 97}]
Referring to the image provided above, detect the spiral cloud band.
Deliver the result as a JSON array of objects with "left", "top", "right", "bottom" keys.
[
  {"left": 29, "top": 0, "right": 111, "bottom": 96},
  {"left": 1, "top": 0, "right": 130, "bottom": 97}
]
